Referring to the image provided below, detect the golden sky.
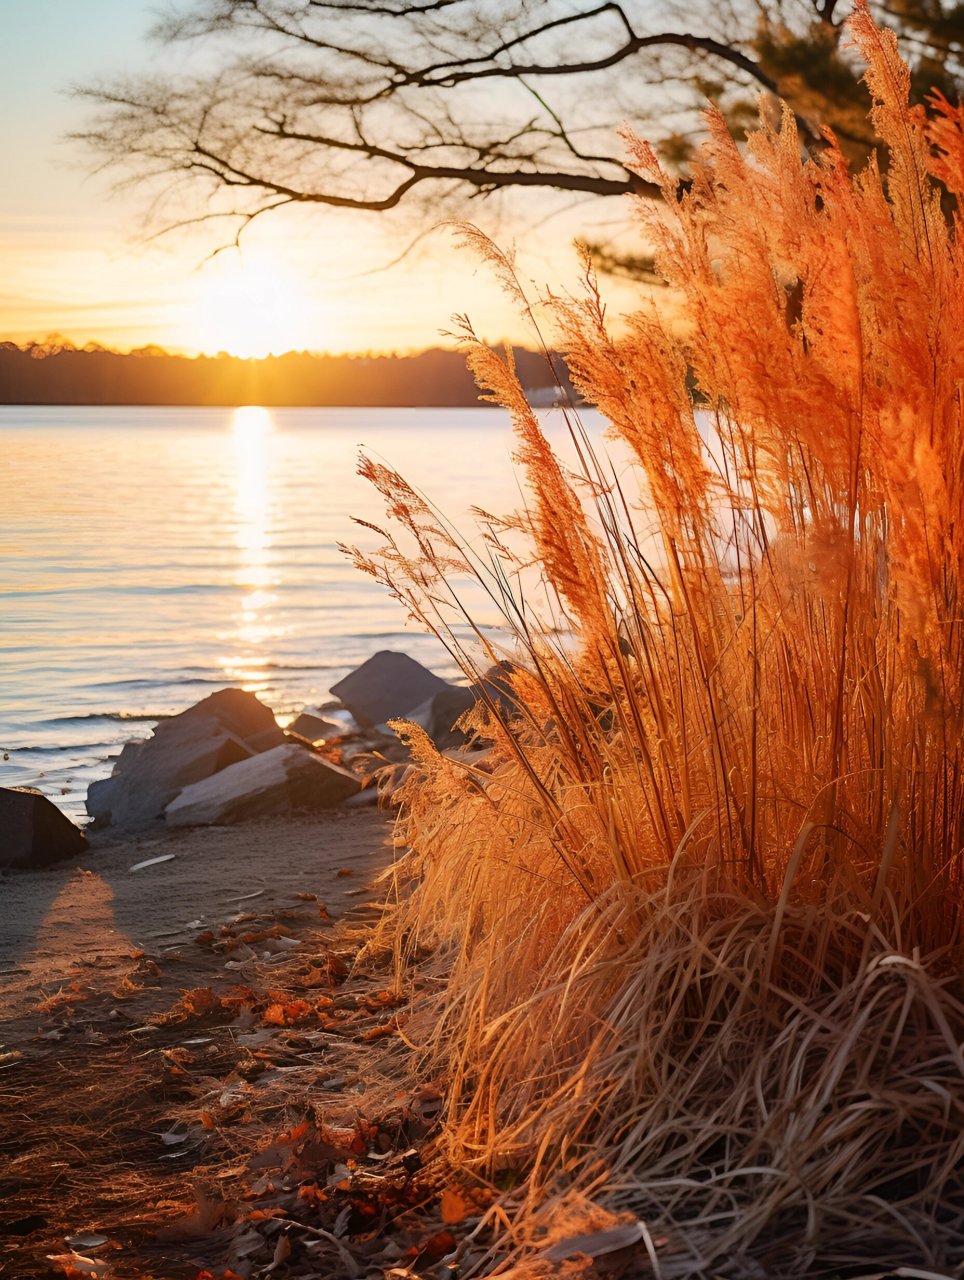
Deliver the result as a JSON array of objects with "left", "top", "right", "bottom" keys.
[{"left": 0, "top": 3, "right": 642, "bottom": 359}]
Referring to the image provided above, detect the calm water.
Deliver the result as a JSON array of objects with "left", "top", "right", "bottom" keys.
[{"left": 1, "top": 405, "right": 605, "bottom": 823}]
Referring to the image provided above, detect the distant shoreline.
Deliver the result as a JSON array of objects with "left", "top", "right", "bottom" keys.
[
  {"left": 0, "top": 341, "right": 572, "bottom": 409},
  {"left": 0, "top": 400, "right": 508, "bottom": 410}
]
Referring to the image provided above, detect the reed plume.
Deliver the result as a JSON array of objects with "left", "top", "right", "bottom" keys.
[{"left": 352, "top": 5, "right": 964, "bottom": 1272}]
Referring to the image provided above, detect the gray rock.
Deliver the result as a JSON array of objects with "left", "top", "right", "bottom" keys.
[
  {"left": 1, "top": 787, "right": 88, "bottom": 870},
  {"left": 286, "top": 711, "right": 346, "bottom": 741},
  {"left": 343, "top": 787, "right": 380, "bottom": 809},
  {"left": 89, "top": 730, "right": 255, "bottom": 829},
  {"left": 330, "top": 651, "right": 450, "bottom": 728},
  {"left": 86, "top": 688, "right": 286, "bottom": 829},
  {"left": 152, "top": 687, "right": 286, "bottom": 754},
  {"left": 113, "top": 739, "right": 147, "bottom": 771},
  {"left": 85, "top": 772, "right": 122, "bottom": 826},
  {"left": 407, "top": 685, "right": 476, "bottom": 750},
  {"left": 165, "top": 743, "right": 360, "bottom": 827}
]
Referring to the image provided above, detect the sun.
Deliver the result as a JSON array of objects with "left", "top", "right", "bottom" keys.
[{"left": 190, "top": 247, "right": 322, "bottom": 358}]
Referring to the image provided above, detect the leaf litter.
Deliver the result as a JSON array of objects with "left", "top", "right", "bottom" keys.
[{"left": 1, "top": 887, "right": 521, "bottom": 1280}]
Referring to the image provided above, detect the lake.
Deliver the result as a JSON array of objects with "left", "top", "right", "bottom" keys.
[{"left": 0, "top": 404, "right": 606, "bottom": 823}]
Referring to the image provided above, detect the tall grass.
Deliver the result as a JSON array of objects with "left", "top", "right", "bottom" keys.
[{"left": 352, "top": 5, "right": 964, "bottom": 1272}]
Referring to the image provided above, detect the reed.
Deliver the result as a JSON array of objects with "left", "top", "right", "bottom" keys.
[{"left": 351, "top": 5, "right": 964, "bottom": 1271}]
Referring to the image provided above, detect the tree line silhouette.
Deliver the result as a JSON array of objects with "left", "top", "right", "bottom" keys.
[{"left": 0, "top": 340, "right": 569, "bottom": 407}]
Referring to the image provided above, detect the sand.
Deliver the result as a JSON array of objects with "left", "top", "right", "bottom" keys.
[
  {"left": 0, "top": 807, "right": 396, "bottom": 1025},
  {"left": 0, "top": 805, "right": 428, "bottom": 1276}
]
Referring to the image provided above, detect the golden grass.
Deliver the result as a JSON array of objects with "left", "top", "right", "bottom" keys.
[{"left": 351, "top": 4, "right": 964, "bottom": 1272}]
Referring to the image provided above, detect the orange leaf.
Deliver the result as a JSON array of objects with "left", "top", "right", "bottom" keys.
[
  {"left": 181, "top": 987, "right": 217, "bottom": 1016},
  {"left": 286, "top": 1119, "right": 311, "bottom": 1143},
  {"left": 440, "top": 1188, "right": 470, "bottom": 1224}
]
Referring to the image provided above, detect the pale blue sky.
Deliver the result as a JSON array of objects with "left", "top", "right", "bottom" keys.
[{"left": 1, "top": 2, "right": 162, "bottom": 219}]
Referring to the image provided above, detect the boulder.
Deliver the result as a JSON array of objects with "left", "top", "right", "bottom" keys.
[
  {"left": 153, "top": 687, "right": 286, "bottom": 754},
  {"left": 407, "top": 685, "right": 476, "bottom": 750},
  {"left": 165, "top": 743, "right": 360, "bottom": 827},
  {"left": 286, "top": 711, "right": 346, "bottom": 741},
  {"left": 1, "top": 787, "right": 88, "bottom": 870},
  {"left": 330, "top": 651, "right": 450, "bottom": 728},
  {"left": 86, "top": 688, "right": 286, "bottom": 829},
  {"left": 87, "top": 731, "right": 254, "bottom": 828}
]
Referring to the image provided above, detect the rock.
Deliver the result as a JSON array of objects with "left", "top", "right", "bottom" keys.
[
  {"left": 330, "top": 651, "right": 450, "bottom": 728},
  {"left": 153, "top": 687, "right": 286, "bottom": 754},
  {"left": 407, "top": 685, "right": 476, "bottom": 750},
  {"left": 165, "top": 743, "right": 360, "bottom": 827},
  {"left": 86, "top": 688, "right": 286, "bottom": 829},
  {"left": 0, "top": 787, "right": 88, "bottom": 870},
  {"left": 113, "top": 739, "right": 146, "bottom": 771},
  {"left": 88, "top": 731, "right": 254, "bottom": 828},
  {"left": 343, "top": 787, "right": 380, "bottom": 809},
  {"left": 470, "top": 661, "right": 522, "bottom": 723},
  {"left": 286, "top": 711, "right": 346, "bottom": 741},
  {"left": 443, "top": 745, "right": 494, "bottom": 771},
  {"left": 85, "top": 774, "right": 118, "bottom": 826}
]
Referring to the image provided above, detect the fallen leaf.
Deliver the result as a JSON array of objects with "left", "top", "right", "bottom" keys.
[
  {"left": 46, "top": 1253, "right": 106, "bottom": 1277},
  {"left": 357, "top": 1016, "right": 401, "bottom": 1042},
  {"left": 439, "top": 1188, "right": 470, "bottom": 1225},
  {"left": 269, "top": 1233, "right": 291, "bottom": 1270},
  {"left": 411, "top": 1230, "right": 457, "bottom": 1265},
  {"left": 36, "top": 982, "right": 90, "bottom": 1014},
  {"left": 181, "top": 988, "right": 218, "bottom": 1017}
]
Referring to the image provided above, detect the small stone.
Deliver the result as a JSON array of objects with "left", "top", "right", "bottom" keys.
[{"left": 286, "top": 711, "right": 346, "bottom": 741}]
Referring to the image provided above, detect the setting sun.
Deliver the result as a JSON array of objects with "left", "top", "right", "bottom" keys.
[{"left": 189, "top": 249, "right": 322, "bottom": 358}]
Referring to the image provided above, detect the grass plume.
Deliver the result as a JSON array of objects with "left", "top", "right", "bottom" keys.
[{"left": 352, "top": 4, "right": 964, "bottom": 1272}]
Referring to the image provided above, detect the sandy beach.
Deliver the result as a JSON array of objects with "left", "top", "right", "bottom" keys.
[
  {"left": 0, "top": 806, "right": 425, "bottom": 1277},
  {"left": 0, "top": 807, "right": 395, "bottom": 1029}
]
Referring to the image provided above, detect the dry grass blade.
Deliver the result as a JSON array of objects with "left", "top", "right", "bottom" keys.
[{"left": 353, "top": 3, "right": 964, "bottom": 1274}]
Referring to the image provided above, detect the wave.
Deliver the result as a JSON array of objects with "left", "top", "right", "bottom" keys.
[
  {"left": 41, "top": 711, "right": 175, "bottom": 725},
  {"left": 87, "top": 663, "right": 343, "bottom": 691}
]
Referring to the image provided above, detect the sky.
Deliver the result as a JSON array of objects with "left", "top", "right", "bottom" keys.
[{"left": 0, "top": 1, "right": 642, "bottom": 357}]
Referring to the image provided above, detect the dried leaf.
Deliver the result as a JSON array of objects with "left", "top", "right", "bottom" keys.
[{"left": 439, "top": 1188, "right": 471, "bottom": 1225}]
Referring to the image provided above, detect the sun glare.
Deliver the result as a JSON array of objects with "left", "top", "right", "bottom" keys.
[
  {"left": 191, "top": 249, "right": 320, "bottom": 358},
  {"left": 229, "top": 405, "right": 278, "bottom": 660}
]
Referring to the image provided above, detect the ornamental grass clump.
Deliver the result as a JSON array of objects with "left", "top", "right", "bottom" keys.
[{"left": 353, "top": 6, "right": 964, "bottom": 1273}]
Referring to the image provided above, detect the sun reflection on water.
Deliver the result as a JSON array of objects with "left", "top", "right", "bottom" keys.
[{"left": 224, "top": 406, "right": 278, "bottom": 681}]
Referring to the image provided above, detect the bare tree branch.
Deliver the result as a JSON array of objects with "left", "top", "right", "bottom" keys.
[{"left": 73, "top": 0, "right": 964, "bottom": 273}]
